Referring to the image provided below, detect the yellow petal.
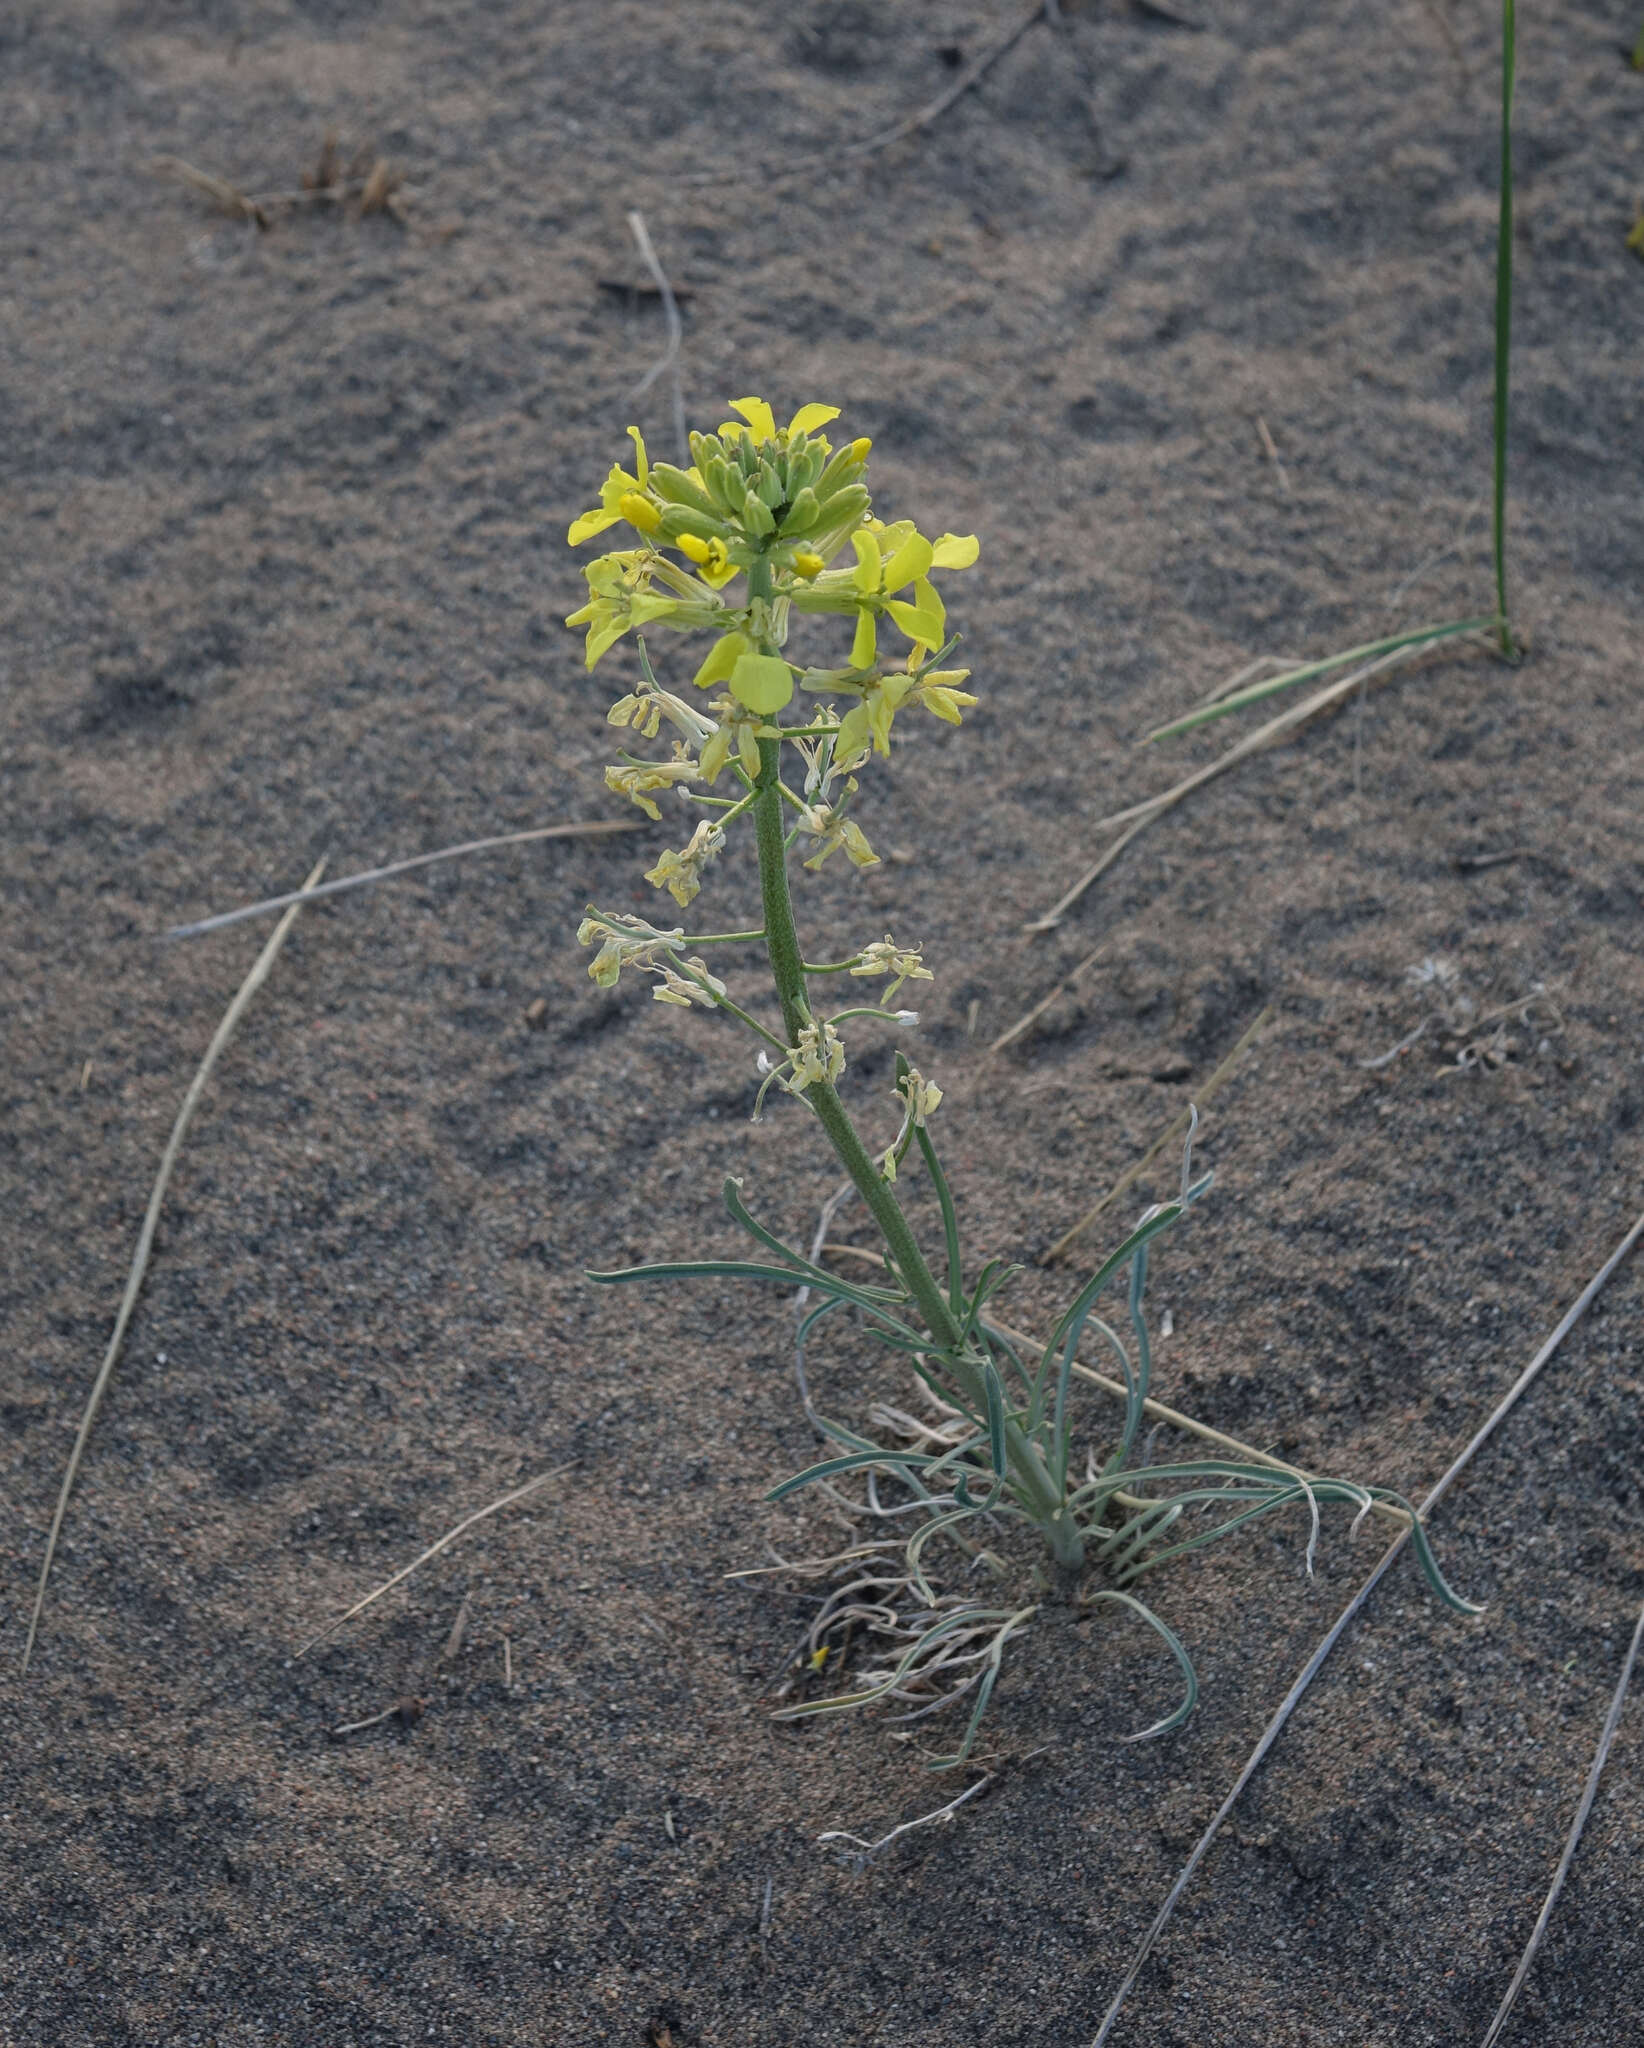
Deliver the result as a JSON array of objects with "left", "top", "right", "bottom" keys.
[
  {"left": 931, "top": 532, "right": 980, "bottom": 570},
  {"left": 850, "top": 528, "right": 882, "bottom": 595},
  {"left": 728, "top": 652, "right": 795, "bottom": 714},
  {"left": 787, "top": 402, "right": 841, "bottom": 437},
  {"left": 692, "top": 630, "right": 750, "bottom": 691},
  {"left": 584, "top": 617, "right": 630, "bottom": 669},
  {"left": 567, "top": 506, "right": 620, "bottom": 546},
  {"left": 626, "top": 425, "right": 648, "bottom": 487},
  {"left": 881, "top": 531, "right": 934, "bottom": 594},
  {"left": 835, "top": 703, "right": 871, "bottom": 762},
  {"left": 728, "top": 396, "right": 777, "bottom": 442},
  {"left": 849, "top": 608, "right": 877, "bottom": 669}
]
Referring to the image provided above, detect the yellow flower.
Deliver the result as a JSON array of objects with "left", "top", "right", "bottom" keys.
[
  {"left": 849, "top": 937, "right": 933, "bottom": 1003},
  {"left": 566, "top": 550, "right": 726, "bottom": 669},
  {"left": 604, "top": 753, "right": 699, "bottom": 822},
  {"left": 653, "top": 958, "right": 728, "bottom": 1009},
  {"left": 787, "top": 1019, "right": 846, "bottom": 1092},
  {"left": 645, "top": 820, "right": 725, "bottom": 908},
  {"left": 576, "top": 911, "right": 686, "bottom": 987},
  {"left": 722, "top": 398, "right": 842, "bottom": 444},
  {"left": 799, "top": 793, "right": 879, "bottom": 871},
  {"left": 908, "top": 667, "right": 978, "bottom": 726},
  {"left": 697, "top": 696, "right": 766, "bottom": 784},
  {"left": 676, "top": 531, "right": 737, "bottom": 587},
  {"left": 567, "top": 427, "right": 651, "bottom": 545}
]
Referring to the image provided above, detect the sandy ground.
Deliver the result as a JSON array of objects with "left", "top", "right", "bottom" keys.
[{"left": 4, "top": 2, "right": 1643, "bottom": 2043}]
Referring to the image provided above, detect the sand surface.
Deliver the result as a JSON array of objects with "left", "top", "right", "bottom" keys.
[{"left": 4, "top": 3, "right": 1643, "bottom": 2043}]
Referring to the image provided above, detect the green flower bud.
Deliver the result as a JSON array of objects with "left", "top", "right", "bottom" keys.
[
  {"left": 657, "top": 503, "right": 729, "bottom": 544},
  {"left": 808, "top": 484, "right": 871, "bottom": 539},
  {"left": 649, "top": 464, "right": 720, "bottom": 516},
  {"left": 779, "top": 486, "right": 823, "bottom": 536},
  {"left": 753, "top": 460, "right": 785, "bottom": 510},
  {"left": 741, "top": 490, "right": 776, "bottom": 539},
  {"left": 813, "top": 443, "right": 867, "bottom": 501},
  {"left": 703, "top": 457, "right": 747, "bottom": 517},
  {"left": 788, "top": 442, "right": 826, "bottom": 495}
]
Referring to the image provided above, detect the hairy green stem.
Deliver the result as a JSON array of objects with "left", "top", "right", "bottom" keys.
[{"left": 746, "top": 553, "right": 1078, "bottom": 1561}]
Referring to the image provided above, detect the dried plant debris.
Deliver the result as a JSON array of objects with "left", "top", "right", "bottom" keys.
[
  {"left": 1361, "top": 955, "right": 1566, "bottom": 1076},
  {"left": 152, "top": 134, "right": 412, "bottom": 232}
]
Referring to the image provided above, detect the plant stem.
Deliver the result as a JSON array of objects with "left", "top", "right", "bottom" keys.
[
  {"left": 745, "top": 556, "right": 1079, "bottom": 1563},
  {"left": 1493, "top": 0, "right": 1516, "bottom": 657}
]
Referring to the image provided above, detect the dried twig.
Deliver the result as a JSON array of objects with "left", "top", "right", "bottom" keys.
[
  {"left": 818, "top": 1771, "right": 996, "bottom": 1865},
  {"left": 1479, "top": 1590, "right": 1644, "bottom": 2046},
  {"left": 681, "top": 0, "right": 1058, "bottom": 189},
  {"left": 626, "top": 210, "right": 689, "bottom": 466},
  {"left": 1254, "top": 414, "right": 1290, "bottom": 494},
  {"left": 21, "top": 860, "right": 327, "bottom": 1673},
  {"left": 294, "top": 1463, "right": 574, "bottom": 1657},
  {"left": 1025, "top": 634, "right": 1485, "bottom": 935},
  {"left": 165, "top": 819, "right": 639, "bottom": 940},
  {"left": 983, "top": 947, "right": 1103, "bottom": 1058},
  {"left": 150, "top": 155, "right": 269, "bottom": 230},
  {"left": 1041, "top": 1006, "right": 1272, "bottom": 1263},
  {"left": 1086, "top": 1203, "right": 1644, "bottom": 2047},
  {"left": 837, "top": 1, "right": 1053, "bottom": 163},
  {"left": 329, "top": 1695, "right": 425, "bottom": 1740}
]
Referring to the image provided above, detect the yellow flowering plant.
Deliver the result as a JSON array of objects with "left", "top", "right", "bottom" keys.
[{"left": 568, "top": 398, "right": 1473, "bottom": 1765}]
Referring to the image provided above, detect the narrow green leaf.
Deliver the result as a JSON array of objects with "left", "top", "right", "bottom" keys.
[
  {"left": 982, "top": 1358, "right": 1008, "bottom": 1479},
  {"left": 1085, "top": 1590, "right": 1199, "bottom": 1740},
  {"left": 765, "top": 1448, "right": 937, "bottom": 1503},
  {"left": 1493, "top": 0, "right": 1516, "bottom": 653},
  {"left": 1144, "top": 618, "right": 1498, "bottom": 742}
]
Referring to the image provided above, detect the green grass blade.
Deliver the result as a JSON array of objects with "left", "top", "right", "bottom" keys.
[
  {"left": 982, "top": 1358, "right": 1008, "bottom": 1478},
  {"left": 1494, "top": 0, "right": 1516, "bottom": 653},
  {"left": 588, "top": 1256, "right": 920, "bottom": 1336},
  {"left": 1145, "top": 618, "right": 1497, "bottom": 742},
  {"left": 766, "top": 1448, "right": 939, "bottom": 1502},
  {"left": 913, "top": 1116, "right": 965, "bottom": 1317},
  {"left": 1085, "top": 1590, "right": 1199, "bottom": 1740}
]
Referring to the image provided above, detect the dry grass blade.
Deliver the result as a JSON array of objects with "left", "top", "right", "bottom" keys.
[
  {"left": 150, "top": 154, "right": 269, "bottom": 229},
  {"left": 984, "top": 947, "right": 1103, "bottom": 1058},
  {"left": 1042, "top": 1006, "right": 1272, "bottom": 1264},
  {"left": 294, "top": 1463, "right": 574, "bottom": 1657},
  {"left": 165, "top": 818, "right": 639, "bottom": 940},
  {"left": 1086, "top": 1202, "right": 1644, "bottom": 2047},
  {"left": 21, "top": 859, "right": 327, "bottom": 1674},
  {"left": 1026, "top": 638, "right": 1466, "bottom": 936},
  {"left": 838, "top": 1, "right": 1052, "bottom": 162},
  {"left": 1479, "top": 1590, "right": 1644, "bottom": 2047},
  {"left": 626, "top": 210, "right": 689, "bottom": 466},
  {"left": 680, "top": 0, "right": 1055, "bottom": 187}
]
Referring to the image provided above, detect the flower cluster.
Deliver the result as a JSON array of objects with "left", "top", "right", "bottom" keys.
[{"left": 571, "top": 395, "right": 974, "bottom": 1144}]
